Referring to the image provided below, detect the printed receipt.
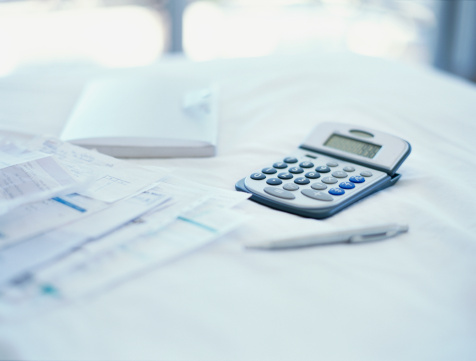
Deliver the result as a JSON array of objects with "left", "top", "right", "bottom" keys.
[
  {"left": 0, "top": 143, "right": 91, "bottom": 215},
  {"left": 27, "top": 137, "right": 166, "bottom": 203},
  {"left": 0, "top": 136, "right": 168, "bottom": 249},
  {"left": 0, "top": 177, "right": 249, "bottom": 309}
]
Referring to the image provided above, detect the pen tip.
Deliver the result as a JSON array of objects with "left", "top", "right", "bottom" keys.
[{"left": 399, "top": 224, "right": 409, "bottom": 233}]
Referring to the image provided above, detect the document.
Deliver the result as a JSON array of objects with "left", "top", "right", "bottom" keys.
[
  {"left": 26, "top": 137, "right": 166, "bottom": 203},
  {"left": 0, "top": 190, "right": 171, "bottom": 286},
  {"left": 0, "top": 141, "right": 92, "bottom": 215},
  {"left": 0, "top": 141, "right": 48, "bottom": 167},
  {"left": 0, "top": 193, "right": 109, "bottom": 249},
  {"left": 0, "top": 137, "right": 169, "bottom": 249},
  {"left": 0, "top": 177, "right": 249, "bottom": 318},
  {"left": 60, "top": 75, "right": 218, "bottom": 158},
  {"left": 0, "top": 133, "right": 251, "bottom": 319}
]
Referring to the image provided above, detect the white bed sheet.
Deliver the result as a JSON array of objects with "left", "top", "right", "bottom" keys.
[{"left": 0, "top": 53, "right": 475, "bottom": 361}]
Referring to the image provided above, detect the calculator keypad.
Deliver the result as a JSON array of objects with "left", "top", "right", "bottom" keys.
[{"left": 244, "top": 149, "right": 384, "bottom": 210}]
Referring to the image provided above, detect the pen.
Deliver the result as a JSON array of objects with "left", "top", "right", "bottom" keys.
[{"left": 244, "top": 223, "right": 409, "bottom": 250}]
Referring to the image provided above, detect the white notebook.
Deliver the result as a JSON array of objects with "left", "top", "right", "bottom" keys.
[{"left": 60, "top": 75, "right": 218, "bottom": 158}]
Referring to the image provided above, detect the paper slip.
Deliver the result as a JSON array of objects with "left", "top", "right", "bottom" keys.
[
  {"left": 0, "top": 177, "right": 250, "bottom": 318},
  {"left": 0, "top": 190, "right": 171, "bottom": 286},
  {"left": 0, "top": 141, "right": 92, "bottom": 215},
  {"left": 0, "top": 137, "right": 169, "bottom": 249},
  {"left": 0, "top": 207, "right": 247, "bottom": 316},
  {"left": 0, "top": 193, "right": 108, "bottom": 249},
  {"left": 41, "top": 208, "right": 246, "bottom": 301},
  {"left": 26, "top": 137, "right": 166, "bottom": 203},
  {"left": 0, "top": 141, "right": 48, "bottom": 168}
]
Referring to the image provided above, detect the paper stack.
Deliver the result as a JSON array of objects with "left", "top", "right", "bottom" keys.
[{"left": 0, "top": 134, "right": 249, "bottom": 319}]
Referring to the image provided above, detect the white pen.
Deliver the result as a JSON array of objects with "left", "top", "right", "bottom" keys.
[{"left": 244, "top": 223, "right": 409, "bottom": 250}]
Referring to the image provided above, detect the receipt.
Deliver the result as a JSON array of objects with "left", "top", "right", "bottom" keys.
[
  {"left": 0, "top": 194, "right": 107, "bottom": 250},
  {"left": 0, "top": 142, "right": 92, "bottom": 215},
  {"left": 0, "top": 134, "right": 169, "bottom": 250},
  {"left": 27, "top": 137, "right": 166, "bottom": 203},
  {"left": 0, "top": 190, "right": 171, "bottom": 286},
  {"left": 0, "top": 143, "right": 48, "bottom": 169},
  {"left": 0, "top": 176, "right": 249, "bottom": 312}
]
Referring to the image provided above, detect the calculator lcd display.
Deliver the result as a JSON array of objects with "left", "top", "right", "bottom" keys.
[{"left": 324, "top": 134, "right": 381, "bottom": 158}]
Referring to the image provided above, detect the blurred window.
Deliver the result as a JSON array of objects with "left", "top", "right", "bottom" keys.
[
  {"left": 0, "top": 0, "right": 168, "bottom": 75},
  {"left": 1, "top": 0, "right": 474, "bottom": 81},
  {"left": 183, "top": 0, "right": 437, "bottom": 65}
]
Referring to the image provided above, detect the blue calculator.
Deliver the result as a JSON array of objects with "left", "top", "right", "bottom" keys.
[{"left": 236, "top": 122, "right": 411, "bottom": 219}]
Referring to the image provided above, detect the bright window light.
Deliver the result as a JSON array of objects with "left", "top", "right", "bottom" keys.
[
  {"left": 183, "top": 0, "right": 435, "bottom": 64},
  {"left": 0, "top": 4, "right": 166, "bottom": 75}
]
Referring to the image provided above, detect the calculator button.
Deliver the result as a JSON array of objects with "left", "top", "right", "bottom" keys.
[
  {"left": 299, "top": 161, "right": 314, "bottom": 168},
  {"left": 343, "top": 166, "right": 355, "bottom": 172},
  {"left": 329, "top": 188, "right": 345, "bottom": 196},
  {"left": 301, "top": 189, "right": 333, "bottom": 201},
  {"left": 339, "top": 181, "right": 355, "bottom": 189},
  {"left": 264, "top": 187, "right": 295, "bottom": 200},
  {"left": 278, "top": 172, "right": 293, "bottom": 180},
  {"left": 332, "top": 171, "right": 348, "bottom": 178},
  {"left": 283, "top": 183, "right": 299, "bottom": 191},
  {"left": 305, "top": 172, "right": 320, "bottom": 179},
  {"left": 315, "top": 165, "right": 330, "bottom": 173},
  {"left": 294, "top": 177, "right": 310, "bottom": 185},
  {"left": 250, "top": 173, "right": 266, "bottom": 180},
  {"left": 262, "top": 167, "right": 277, "bottom": 174},
  {"left": 349, "top": 175, "right": 365, "bottom": 183},
  {"left": 273, "top": 162, "right": 288, "bottom": 169},
  {"left": 360, "top": 171, "right": 373, "bottom": 177},
  {"left": 266, "top": 178, "right": 282, "bottom": 186},
  {"left": 311, "top": 183, "right": 327, "bottom": 190},
  {"left": 321, "top": 176, "right": 338, "bottom": 184},
  {"left": 284, "top": 157, "right": 298, "bottom": 164},
  {"left": 289, "top": 167, "right": 304, "bottom": 174},
  {"left": 327, "top": 161, "right": 339, "bottom": 167}
]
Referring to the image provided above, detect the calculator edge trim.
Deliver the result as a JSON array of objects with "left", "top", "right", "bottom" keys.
[{"left": 235, "top": 173, "right": 401, "bottom": 219}]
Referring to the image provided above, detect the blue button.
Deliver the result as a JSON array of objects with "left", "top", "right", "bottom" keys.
[
  {"left": 266, "top": 178, "right": 283, "bottom": 186},
  {"left": 339, "top": 181, "right": 355, "bottom": 189},
  {"left": 349, "top": 175, "right": 365, "bottom": 183},
  {"left": 250, "top": 173, "right": 266, "bottom": 180},
  {"left": 294, "top": 177, "right": 310, "bottom": 185},
  {"left": 289, "top": 167, "right": 304, "bottom": 174},
  {"left": 329, "top": 188, "right": 345, "bottom": 196},
  {"left": 273, "top": 162, "right": 288, "bottom": 169},
  {"left": 299, "top": 161, "right": 314, "bottom": 168},
  {"left": 262, "top": 167, "right": 277, "bottom": 174},
  {"left": 278, "top": 172, "right": 293, "bottom": 180},
  {"left": 305, "top": 172, "right": 320, "bottom": 179},
  {"left": 284, "top": 157, "right": 298, "bottom": 163}
]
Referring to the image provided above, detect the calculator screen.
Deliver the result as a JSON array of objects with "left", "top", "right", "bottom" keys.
[{"left": 324, "top": 134, "right": 381, "bottom": 159}]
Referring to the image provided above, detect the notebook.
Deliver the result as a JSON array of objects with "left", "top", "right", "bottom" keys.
[{"left": 60, "top": 75, "right": 218, "bottom": 158}]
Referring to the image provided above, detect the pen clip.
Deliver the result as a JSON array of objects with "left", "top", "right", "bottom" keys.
[{"left": 349, "top": 226, "right": 406, "bottom": 243}]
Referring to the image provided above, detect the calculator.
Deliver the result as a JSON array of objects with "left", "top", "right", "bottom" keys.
[{"left": 235, "top": 122, "right": 411, "bottom": 219}]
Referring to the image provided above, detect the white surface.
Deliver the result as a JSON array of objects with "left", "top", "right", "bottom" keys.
[{"left": 1, "top": 53, "right": 476, "bottom": 361}]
